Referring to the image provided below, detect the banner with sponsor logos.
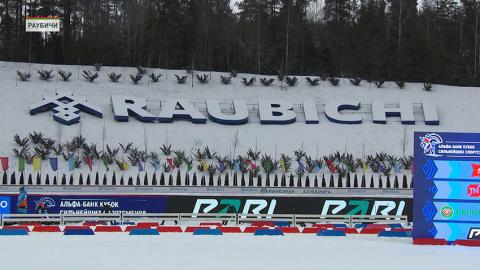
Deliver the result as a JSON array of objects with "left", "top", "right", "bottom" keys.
[
  {"left": 413, "top": 132, "right": 480, "bottom": 242},
  {"left": 167, "top": 196, "right": 411, "bottom": 220},
  {"left": 2, "top": 195, "right": 168, "bottom": 215},
  {"left": 0, "top": 196, "right": 11, "bottom": 214},
  {"left": 1, "top": 194, "right": 411, "bottom": 220}
]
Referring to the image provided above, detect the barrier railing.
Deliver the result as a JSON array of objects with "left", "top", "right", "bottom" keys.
[{"left": 0, "top": 213, "right": 408, "bottom": 227}]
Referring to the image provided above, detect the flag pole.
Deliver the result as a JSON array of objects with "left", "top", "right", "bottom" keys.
[{"left": 56, "top": 157, "right": 59, "bottom": 185}]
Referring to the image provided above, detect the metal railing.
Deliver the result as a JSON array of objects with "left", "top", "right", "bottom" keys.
[{"left": 0, "top": 213, "right": 408, "bottom": 227}]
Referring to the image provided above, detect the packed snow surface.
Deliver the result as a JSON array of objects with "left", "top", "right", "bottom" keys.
[{"left": 0, "top": 234, "right": 475, "bottom": 270}]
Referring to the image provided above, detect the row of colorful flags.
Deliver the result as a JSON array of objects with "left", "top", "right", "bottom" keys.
[
  {"left": 0, "top": 156, "right": 91, "bottom": 172},
  {"left": 0, "top": 157, "right": 63, "bottom": 172},
  {"left": 0, "top": 156, "right": 259, "bottom": 173},
  {"left": 0, "top": 156, "right": 164, "bottom": 173},
  {"left": 0, "top": 156, "right": 413, "bottom": 174}
]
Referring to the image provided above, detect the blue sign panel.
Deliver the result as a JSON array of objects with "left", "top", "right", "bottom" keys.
[
  {"left": 413, "top": 132, "right": 480, "bottom": 241},
  {"left": 0, "top": 196, "right": 11, "bottom": 214},
  {"left": 26, "top": 195, "right": 169, "bottom": 214}
]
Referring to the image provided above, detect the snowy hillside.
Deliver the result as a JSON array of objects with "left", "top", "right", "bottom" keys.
[{"left": 1, "top": 61, "right": 479, "bottom": 174}]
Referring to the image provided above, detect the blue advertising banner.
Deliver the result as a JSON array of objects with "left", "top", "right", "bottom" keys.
[
  {"left": 22, "top": 195, "right": 169, "bottom": 214},
  {"left": 1, "top": 193, "right": 412, "bottom": 219},
  {"left": 413, "top": 132, "right": 480, "bottom": 241}
]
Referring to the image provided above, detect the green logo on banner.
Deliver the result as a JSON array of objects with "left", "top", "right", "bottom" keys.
[{"left": 440, "top": 205, "right": 454, "bottom": 218}]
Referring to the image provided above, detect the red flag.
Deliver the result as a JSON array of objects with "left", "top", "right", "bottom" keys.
[
  {"left": 85, "top": 156, "right": 93, "bottom": 171},
  {"left": 326, "top": 159, "right": 336, "bottom": 173},
  {"left": 245, "top": 159, "right": 257, "bottom": 170},
  {"left": 0, "top": 157, "right": 9, "bottom": 171},
  {"left": 166, "top": 158, "right": 175, "bottom": 170}
]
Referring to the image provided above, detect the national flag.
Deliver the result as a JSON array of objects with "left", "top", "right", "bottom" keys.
[
  {"left": 202, "top": 160, "right": 209, "bottom": 171},
  {"left": 297, "top": 160, "right": 305, "bottom": 173},
  {"left": 279, "top": 159, "right": 286, "bottom": 172},
  {"left": 218, "top": 161, "right": 226, "bottom": 173},
  {"left": 328, "top": 165, "right": 337, "bottom": 173},
  {"left": 377, "top": 161, "right": 385, "bottom": 173},
  {"left": 0, "top": 157, "right": 9, "bottom": 171},
  {"left": 33, "top": 157, "right": 41, "bottom": 171},
  {"left": 166, "top": 158, "right": 175, "bottom": 170},
  {"left": 49, "top": 157, "right": 58, "bottom": 171},
  {"left": 138, "top": 161, "right": 144, "bottom": 172},
  {"left": 361, "top": 160, "right": 368, "bottom": 174},
  {"left": 326, "top": 159, "right": 336, "bottom": 173},
  {"left": 153, "top": 162, "right": 161, "bottom": 172},
  {"left": 234, "top": 161, "right": 240, "bottom": 172},
  {"left": 18, "top": 157, "right": 25, "bottom": 172},
  {"left": 245, "top": 159, "right": 257, "bottom": 170},
  {"left": 393, "top": 162, "right": 401, "bottom": 174},
  {"left": 67, "top": 156, "right": 74, "bottom": 172},
  {"left": 313, "top": 160, "right": 321, "bottom": 173},
  {"left": 122, "top": 162, "right": 129, "bottom": 171},
  {"left": 85, "top": 156, "right": 93, "bottom": 171},
  {"left": 102, "top": 158, "right": 109, "bottom": 171}
]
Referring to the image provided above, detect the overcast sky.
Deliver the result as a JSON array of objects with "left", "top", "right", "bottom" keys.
[{"left": 230, "top": 0, "right": 241, "bottom": 13}]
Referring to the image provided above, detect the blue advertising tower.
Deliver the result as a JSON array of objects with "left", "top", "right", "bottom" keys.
[{"left": 413, "top": 132, "right": 480, "bottom": 242}]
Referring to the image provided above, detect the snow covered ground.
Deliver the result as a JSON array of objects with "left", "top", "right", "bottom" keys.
[
  {"left": 0, "top": 234, "right": 475, "bottom": 270},
  {"left": 1, "top": 60, "right": 479, "bottom": 174}
]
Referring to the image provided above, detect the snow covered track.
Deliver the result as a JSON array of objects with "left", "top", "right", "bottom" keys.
[{"left": 0, "top": 234, "right": 477, "bottom": 270}]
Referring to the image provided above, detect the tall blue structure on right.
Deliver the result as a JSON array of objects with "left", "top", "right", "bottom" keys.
[{"left": 413, "top": 132, "right": 480, "bottom": 242}]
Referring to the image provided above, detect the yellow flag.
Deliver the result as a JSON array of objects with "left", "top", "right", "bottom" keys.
[
  {"left": 362, "top": 160, "right": 368, "bottom": 174},
  {"left": 202, "top": 160, "right": 209, "bottom": 171},
  {"left": 279, "top": 159, "right": 286, "bottom": 172},
  {"left": 33, "top": 157, "right": 41, "bottom": 171},
  {"left": 122, "top": 162, "right": 129, "bottom": 171}
]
